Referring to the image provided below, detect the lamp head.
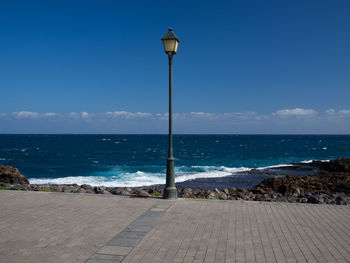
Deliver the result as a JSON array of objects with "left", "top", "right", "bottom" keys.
[{"left": 161, "top": 28, "right": 180, "bottom": 54}]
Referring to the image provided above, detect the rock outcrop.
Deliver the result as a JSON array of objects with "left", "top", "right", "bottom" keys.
[
  {"left": 0, "top": 165, "right": 29, "bottom": 184},
  {"left": 251, "top": 172, "right": 350, "bottom": 195},
  {"left": 314, "top": 157, "right": 350, "bottom": 173}
]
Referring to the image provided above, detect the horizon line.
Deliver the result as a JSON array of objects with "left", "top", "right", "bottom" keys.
[{"left": 0, "top": 133, "right": 350, "bottom": 136}]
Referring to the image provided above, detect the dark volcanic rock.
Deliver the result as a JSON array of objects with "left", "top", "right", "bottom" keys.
[
  {"left": 81, "top": 184, "right": 93, "bottom": 191},
  {"left": 109, "top": 187, "right": 124, "bottom": 195},
  {"left": 0, "top": 165, "right": 29, "bottom": 184},
  {"left": 251, "top": 171, "right": 350, "bottom": 196},
  {"left": 249, "top": 159, "right": 350, "bottom": 205},
  {"left": 335, "top": 196, "right": 347, "bottom": 205},
  {"left": 330, "top": 183, "right": 350, "bottom": 194},
  {"left": 180, "top": 188, "right": 194, "bottom": 198},
  {"left": 133, "top": 189, "right": 151, "bottom": 197},
  {"left": 207, "top": 191, "right": 217, "bottom": 199},
  {"left": 94, "top": 187, "right": 105, "bottom": 194},
  {"left": 307, "top": 195, "right": 324, "bottom": 204},
  {"left": 314, "top": 158, "right": 350, "bottom": 173}
]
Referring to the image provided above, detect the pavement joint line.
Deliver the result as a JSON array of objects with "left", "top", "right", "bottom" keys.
[{"left": 85, "top": 201, "right": 173, "bottom": 263}]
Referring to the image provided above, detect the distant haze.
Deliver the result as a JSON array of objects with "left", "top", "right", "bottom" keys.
[{"left": 0, "top": 109, "right": 350, "bottom": 134}]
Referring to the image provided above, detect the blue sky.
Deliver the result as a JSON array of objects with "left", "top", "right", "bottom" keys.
[{"left": 0, "top": 0, "right": 349, "bottom": 134}]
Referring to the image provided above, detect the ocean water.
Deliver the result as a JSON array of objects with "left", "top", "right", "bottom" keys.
[{"left": 0, "top": 135, "right": 349, "bottom": 188}]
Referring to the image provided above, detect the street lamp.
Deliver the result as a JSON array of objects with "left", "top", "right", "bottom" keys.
[{"left": 161, "top": 28, "right": 179, "bottom": 199}]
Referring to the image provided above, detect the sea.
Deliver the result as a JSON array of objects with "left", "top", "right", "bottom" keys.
[{"left": 0, "top": 135, "right": 349, "bottom": 189}]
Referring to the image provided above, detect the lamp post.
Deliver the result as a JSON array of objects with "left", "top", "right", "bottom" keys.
[{"left": 161, "top": 28, "right": 179, "bottom": 199}]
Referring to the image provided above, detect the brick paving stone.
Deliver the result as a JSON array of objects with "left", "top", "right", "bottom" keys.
[
  {"left": 97, "top": 246, "right": 133, "bottom": 256},
  {"left": 1, "top": 191, "right": 350, "bottom": 263},
  {"left": 0, "top": 191, "right": 158, "bottom": 263}
]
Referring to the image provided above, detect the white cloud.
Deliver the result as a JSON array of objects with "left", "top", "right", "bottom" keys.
[
  {"left": 4, "top": 108, "right": 349, "bottom": 130},
  {"left": 325, "top": 109, "right": 336, "bottom": 115},
  {"left": 273, "top": 108, "right": 318, "bottom": 117},
  {"left": 6, "top": 109, "right": 346, "bottom": 122},
  {"left": 81, "top": 112, "right": 89, "bottom": 118},
  {"left": 105, "top": 111, "right": 152, "bottom": 118},
  {"left": 152, "top": 111, "right": 266, "bottom": 122},
  {"left": 338, "top": 110, "right": 350, "bottom": 116},
  {"left": 155, "top": 113, "right": 168, "bottom": 120},
  {"left": 69, "top": 112, "right": 80, "bottom": 119},
  {"left": 231, "top": 111, "right": 264, "bottom": 120},
  {"left": 2, "top": 108, "right": 350, "bottom": 134},
  {"left": 325, "top": 109, "right": 350, "bottom": 118},
  {"left": 133, "top": 112, "right": 152, "bottom": 117},
  {"left": 10, "top": 111, "right": 60, "bottom": 119},
  {"left": 42, "top": 112, "right": 59, "bottom": 117},
  {"left": 13, "top": 111, "right": 40, "bottom": 119},
  {"left": 189, "top": 112, "right": 217, "bottom": 119}
]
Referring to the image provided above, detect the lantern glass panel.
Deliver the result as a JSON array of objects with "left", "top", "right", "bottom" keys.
[{"left": 162, "top": 39, "right": 179, "bottom": 53}]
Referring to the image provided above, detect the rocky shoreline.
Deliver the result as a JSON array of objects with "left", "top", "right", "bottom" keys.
[{"left": 1, "top": 158, "right": 350, "bottom": 205}]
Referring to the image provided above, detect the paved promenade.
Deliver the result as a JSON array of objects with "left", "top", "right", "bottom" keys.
[{"left": 0, "top": 191, "right": 349, "bottom": 263}]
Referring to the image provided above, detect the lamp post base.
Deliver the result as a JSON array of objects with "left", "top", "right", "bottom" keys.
[
  {"left": 163, "top": 157, "right": 177, "bottom": 199},
  {"left": 163, "top": 186, "right": 177, "bottom": 199}
]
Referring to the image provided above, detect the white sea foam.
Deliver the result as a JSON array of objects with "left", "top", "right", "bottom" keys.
[
  {"left": 300, "top": 160, "right": 313, "bottom": 163},
  {"left": 28, "top": 160, "right": 329, "bottom": 187},
  {"left": 220, "top": 166, "right": 252, "bottom": 173},
  {"left": 189, "top": 165, "right": 250, "bottom": 173},
  {"left": 29, "top": 172, "right": 165, "bottom": 187},
  {"left": 29, "top": 165, "right": 251, "bottom": 187},
  {"left": 29, "top": 171, "right": 233, "bottom": 187},
  {"left": 256, "top": 164, "right": 293, "bottom": 169},
  {"left": 300, "top": 159, "right": 330, "bottom": 163},
  {"left": 175, "top": 170, "right": 232, "bottom": 182}
]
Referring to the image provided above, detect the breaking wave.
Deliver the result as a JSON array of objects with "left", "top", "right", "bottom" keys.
[
  {"left": 300, "top": 159, "right": 330, "bottom": 163},
  {"left": 28, "top": 159, "right": 323, "bottom": 187},
  {"left": 29, "top": 165, "right": 252, "bottom": 187}
]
